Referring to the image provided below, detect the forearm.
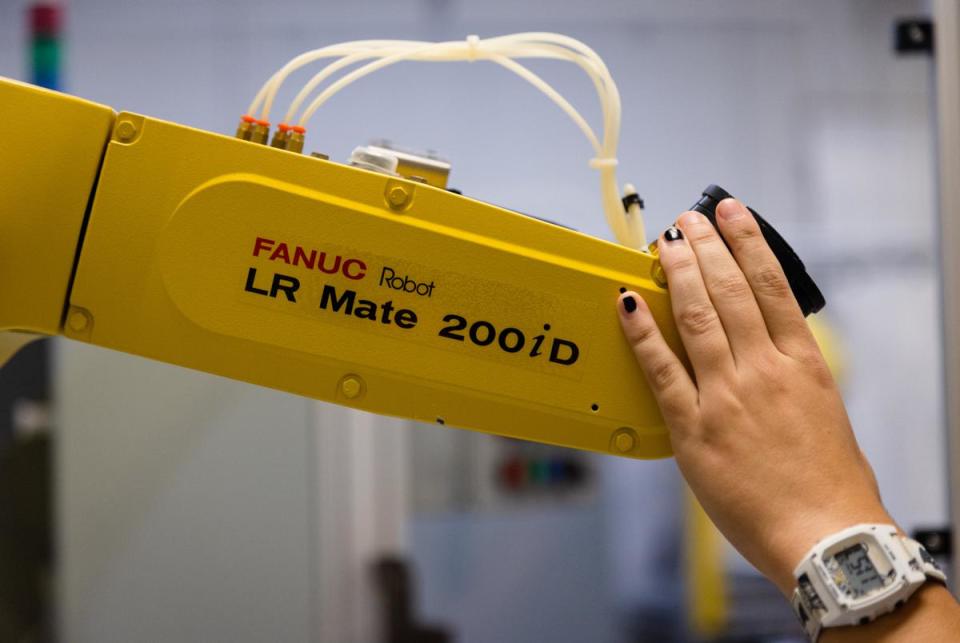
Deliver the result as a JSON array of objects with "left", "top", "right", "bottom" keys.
[
  {"left": 615, "top": 200, "right": 960, "bottom": 643},
  {"left": 820, "top": 584, "right": 960, "bottom": 642}
]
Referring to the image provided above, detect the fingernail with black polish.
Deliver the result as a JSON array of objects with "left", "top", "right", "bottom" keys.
[
  {"left": 622, "top": 296, "right": 637, "bottom": 313},
  {"left": 664, "top": 226, "right": 684, "bottom": 242}
]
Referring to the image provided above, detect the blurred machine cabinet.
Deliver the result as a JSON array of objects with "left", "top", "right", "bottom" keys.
[
  {"left": 56, "top": 341, "right": 411, "bottom": 642},
  {"left": 56, "top": 342, "right": 316, "bottom": 641},
  {"left": 410, "top": 429, "right": 597, "bottom": 514},
  {"left": 934, "top": 0, "right": 960, "bottom": 586}
]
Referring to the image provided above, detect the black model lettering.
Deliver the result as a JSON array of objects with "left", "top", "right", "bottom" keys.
[
  {"left": 245, "top": 267, "right": 269, "bottom": 296},
  {"left": 498, "top": 327, "right": 525, "bottom": 353},
  {"left": 528, "top": 333, "right": 546, "bottom": 357},
  {"left": 549, "top": 338, "right": 579, "bottom": 365},
  {"left": 438, "top": 314, "right": 467, "bottom": 341},
  {"left": 437, "top": 314, "right": 579, "bottom": 366},
  {"left": 318, "top": 284, "right": 418, "bottom": 329},
  {"left": 244, "top": 267, "right": 300, "bottom": 302},
  {"left": 469, "top": 321, "right": 496, "bottom": 346},
  {"left": 319, "top": 282, "right": 354, "bottom": 313},
  {"left": 394, "top": 309, "right": 417, "bottom": 329}
]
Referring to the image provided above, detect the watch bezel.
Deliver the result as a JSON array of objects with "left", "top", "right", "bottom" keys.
[{"left": 811, "top": 531, "right": 904, "bottom": 608}]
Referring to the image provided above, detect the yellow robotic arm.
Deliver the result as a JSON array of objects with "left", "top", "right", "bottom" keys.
[{"left": 0, "top": 75, "right": 823, "bottom": 460}]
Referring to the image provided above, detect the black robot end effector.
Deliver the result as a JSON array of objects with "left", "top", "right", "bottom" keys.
[{"left": 689, "top": 185, "right": 825, "bottom": 317}]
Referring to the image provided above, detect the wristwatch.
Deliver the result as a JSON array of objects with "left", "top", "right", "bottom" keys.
[{"left": 790, "top": 523, "right": 947, "bottom": 641}]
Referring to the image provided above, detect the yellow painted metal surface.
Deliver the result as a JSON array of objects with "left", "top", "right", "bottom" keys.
[
  {"left": 64, "top": 111, "right": 681, "bottom": 458},
  {"left": 0, "top": 76, "right": 681, "bottom": 457},
  {"left": 0, "top": 77, "right": 115, "bottom": 334}
]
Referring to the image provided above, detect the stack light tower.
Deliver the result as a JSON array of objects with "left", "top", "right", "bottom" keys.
[{"left": 29, "top": 3, "right": 62, "bottom": 91}]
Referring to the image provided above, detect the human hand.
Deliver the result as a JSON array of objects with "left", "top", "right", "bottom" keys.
[{"left": 617, "top": 198, "right": 893, "bottom": 595}]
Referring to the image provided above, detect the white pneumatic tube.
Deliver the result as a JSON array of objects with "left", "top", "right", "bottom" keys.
[{"left": 246, "top": 33, "right": 646, "bottom": 248}]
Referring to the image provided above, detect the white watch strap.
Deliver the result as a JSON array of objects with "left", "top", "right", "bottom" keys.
[
  {"left": 791, "top": 580, "right": 824, "bottom": 642},
  {"left": 902, "top": 536, "right": 947, "bottom": 584}
]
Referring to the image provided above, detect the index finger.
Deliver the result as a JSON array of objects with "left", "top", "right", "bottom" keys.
[{"left": 657, "top": 224, "right": 735, "bottom": 381}]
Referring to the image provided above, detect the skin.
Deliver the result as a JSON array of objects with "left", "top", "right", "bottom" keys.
[{"left": 617, "top": 198, "right": 960, "bottom": 641}]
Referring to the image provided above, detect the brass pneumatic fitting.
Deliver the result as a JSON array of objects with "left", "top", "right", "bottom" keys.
[
  {"left": 287, "top": 125, "right": 306, "bottom": 154},
  {"left": 269, "top": 123, "right": 306, "bottom": 153},
  {"left": 249, "top": 119, "right": 270, "bottom": 145},
  {"left": 235, "top": 114, "right": 256, "bottom": 141},
  {"left": 270, "top": 123, "right": 291, "bottom": 148}
]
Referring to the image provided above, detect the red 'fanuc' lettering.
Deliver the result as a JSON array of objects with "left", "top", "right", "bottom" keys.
[
  {"left": 317, "top": 253, "right": 342, "bottom": 275},
  {"left": 342, "top": 259, "right": 367, "bottom": 280},
  {"left": 293, "top": 247, "right": 317, "bottom": 269},
  {"left": 253, "top": 237, "right": 275, "bottom": 257},
  {"left": 251, "top": 236, "right": 367, "bottom": 280}
]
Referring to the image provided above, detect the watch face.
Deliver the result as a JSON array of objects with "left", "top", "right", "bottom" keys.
[{"left": 826, "top": 543, "right": 892, "bottom": 599}]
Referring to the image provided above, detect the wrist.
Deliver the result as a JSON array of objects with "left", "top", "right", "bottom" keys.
[
  {"left": 819, "top": 583, "right": 958, "bottom": 642},
  {"left": 765, "top": 505, "right": 898, "bottom": 596}
]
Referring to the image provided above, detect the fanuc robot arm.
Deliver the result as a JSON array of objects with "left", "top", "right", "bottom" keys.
[{"left": 0, "top": 34, "right": 822, "bottom": 459}]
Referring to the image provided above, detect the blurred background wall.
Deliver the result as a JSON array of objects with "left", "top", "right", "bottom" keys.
[{"left": 0, "top": 0, "right": 947, "bottom": 641}]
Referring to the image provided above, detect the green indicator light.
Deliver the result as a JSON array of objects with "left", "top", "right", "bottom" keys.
[
  {"left": 31, "top": 36, "right": 60, "bottom": 74},
  {"left": 529, "top": 460, "right": 549, "bottom": 485}
]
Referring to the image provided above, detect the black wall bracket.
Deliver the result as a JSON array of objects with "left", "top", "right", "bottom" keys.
[{"left": 895, "top": 18, "right": 934, "bottom": 55}]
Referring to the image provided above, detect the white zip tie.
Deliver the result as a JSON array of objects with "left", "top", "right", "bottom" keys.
[
  {"left": 589, "top": 158, "right": 618, "bottom": 169},
  {"left": 466, "top": 34, "right": 481, "bottom": 62}
]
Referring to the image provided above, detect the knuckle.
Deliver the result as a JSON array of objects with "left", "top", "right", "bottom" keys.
[
  {"left": 629, "top": 322, "right": 659, "bottom": 347},
  {"left": 779, "top": 342, "right": 835, "bottom": 387},
  {"left": 700, "top": 387, "right": 744, "bottom": 422},
  {"left": 677, "top": 303, "right": 721, "bottom": 337},
  {"left": 715, "top": 390, "right": 745, "bottom": 416},
  {"left": 800, "top": 350, "right": 835, "bottom": 385},
  {"left": 686, "top": 225, "right": 716, "bottom": 244},
  {"left": 758, "top": 363, "right": 792, "bottom": 395},
  {"left": 661, "top": 397, "right": 694, "bottom": 424},
  {"left": 728, "top": 224, "right": 761, "bottom": 244},
  {"left": 751, "top": 265, "right": 792, "bottom": 298},
  {"left": 648, "top": 359, "right": 681, "bottom": 391},
  {"left": 665, "top": 254, "right": 697, "bottom": 273},
  {"left": 711, "top": 273, "right": 752, "bottom": 301},
  {"left": 750, "top": 352, "right": 783, "bottom": 380}
]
